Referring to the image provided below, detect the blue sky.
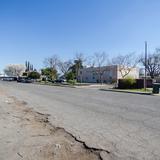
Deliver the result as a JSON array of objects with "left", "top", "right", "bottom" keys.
[{"left": 0, "top": 0, "right": 160, "bottom": 72}]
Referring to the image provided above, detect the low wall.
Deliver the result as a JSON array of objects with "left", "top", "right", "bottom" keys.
[{"left": 118, "top": 79, "right": 153, "bottom": 89}]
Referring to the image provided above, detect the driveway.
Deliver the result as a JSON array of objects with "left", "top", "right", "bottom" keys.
[{"left": 0, "top": 81, "right": 160, "bottom": 160}]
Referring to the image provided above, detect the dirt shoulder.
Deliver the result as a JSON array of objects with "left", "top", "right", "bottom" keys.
[{"left": 0, "top": 91, "right": 109, "bottom": 160}]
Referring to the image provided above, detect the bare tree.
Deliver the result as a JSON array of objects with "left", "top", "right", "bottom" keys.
[
  {"left": 86, "top": 56, "right": 95, "bottom": 67},
  {"left": 58, "top": 60, "right": 73, "bottom": 76},
  {"left": 112, "top": 53, "right": 138, "bottom": 78},
  {"left": 4, "top": 64, "right": 25, "bottom": 76},
  {"left": 44, "top": 55, "right": 60, "bottom": 70},
  {"left": 75, "top": 53, "right": 86, "bottom": 63},
  {"left": 139, "top": 49, "right": 160, "bottom": 79},
  {"left": 93, "top": 52, "right": 107, "bottom": 66},
  {"left": 92, "top": 52, "right": 108, "bottom": 83}
]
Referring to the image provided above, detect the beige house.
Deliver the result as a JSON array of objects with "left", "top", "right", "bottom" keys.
[{"left": 78, "top": 65, "right": 139, "bottom": 83}]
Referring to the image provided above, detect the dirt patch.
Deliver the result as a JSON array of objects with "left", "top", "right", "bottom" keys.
[{"left": 0, "top": 95, "right": 110, "bottom": 160}]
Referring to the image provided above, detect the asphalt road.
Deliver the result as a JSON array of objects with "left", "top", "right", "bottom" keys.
[{"left": 0, "top": 81, "right": 160, "bottom": 160}]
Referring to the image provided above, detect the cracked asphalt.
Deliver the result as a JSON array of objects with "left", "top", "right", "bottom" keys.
[
  {"left": 0, "top": 93, "right": 101, "bottom": 160},
  {"left": 0, "top": 81, "right": 160, "bottom": 160}
]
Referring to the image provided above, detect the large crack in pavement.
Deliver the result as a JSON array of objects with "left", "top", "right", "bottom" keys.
[
  {"left": 0, "top": 94, "right": 112, "bottom": 160},
  {"left": 34, "top": 111, "right": 111, "bottom": 160}
]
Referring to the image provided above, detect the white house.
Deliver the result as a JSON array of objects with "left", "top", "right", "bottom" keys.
[{"left": 77, "top": 65, "right": 139, "bottom": 83}]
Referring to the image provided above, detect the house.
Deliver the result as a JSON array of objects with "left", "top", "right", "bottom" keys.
[{"left": 77, "top": 65, "right": 139, "bottom": 83}]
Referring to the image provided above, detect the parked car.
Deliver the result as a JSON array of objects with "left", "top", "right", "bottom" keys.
[
  {"left": 2, "top": 77, "right": 15, "bottom": 81},
  {"left": 53, "top": 79, "right": 66, "bottom": 83},
  {"left": 17, "top": 77, "right": 33, "bottom": 83}
]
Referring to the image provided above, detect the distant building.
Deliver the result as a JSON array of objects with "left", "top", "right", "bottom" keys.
[{"left": 78, "top": 65, "right": 139, "bottom": 83}]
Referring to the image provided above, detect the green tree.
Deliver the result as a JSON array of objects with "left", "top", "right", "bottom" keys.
[
  {"left": 28, "top": 71, "right": 40, "bottom": 79},
  {"left": 69, "top": 59, "right": 83, "bottom": 80},
  {"left": 66, "top": 72, "right": 75, "bottom": 81},
  {"left": 25, "top": 61, "right": 34, "bottom": 72},
  {"left": 41, "top": 68, "right": 57, "bottom": 80}
]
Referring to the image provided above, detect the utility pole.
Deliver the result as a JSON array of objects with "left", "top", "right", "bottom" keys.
[{"left": 144, "top": 41, "right": 148, "bottom": 91}]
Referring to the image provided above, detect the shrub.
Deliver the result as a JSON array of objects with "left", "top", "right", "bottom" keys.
[
  {"left": 118, "top": 77, "right": 136, "bottom": 89},
  {"left": 68, "top": 79, "right": 76, "bottom": 85},
  {"left": 124, "top": 77, "right": 136, "bottom": 85}
]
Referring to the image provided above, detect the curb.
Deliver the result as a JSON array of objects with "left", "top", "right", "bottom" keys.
[
  {"left": 33, "top": 82, "right": 76, "bottom": 88},
  {"left": 100, "top": 89, "right": 153, "bottom": 95}
]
